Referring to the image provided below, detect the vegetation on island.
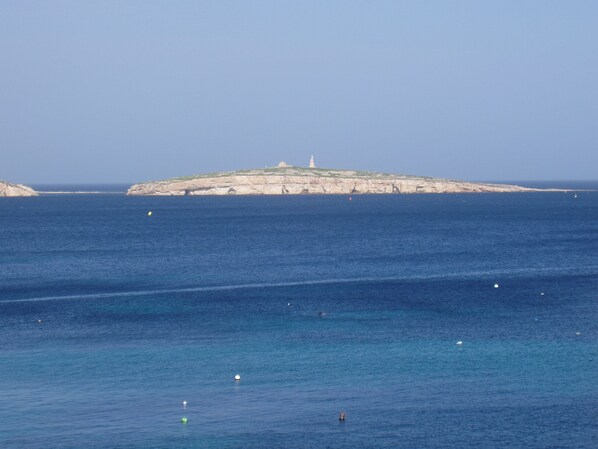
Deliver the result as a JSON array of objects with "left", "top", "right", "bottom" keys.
[{"left": 163, "top": 166, "right": 439, "bottom": 183}]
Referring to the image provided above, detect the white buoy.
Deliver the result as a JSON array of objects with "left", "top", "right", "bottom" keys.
[
  {"left": 182, "top": 400, "right": 187, "bottom": 407},
  {"left": 494, "top": 284, "right": 499, "bottom": 289},
  {"left": 540, "top": 292, "right": 544, "bottom": 296},
  {"left": 234, "top": 374, "right": 241, "bottom": 381},
  {"left": 147, "top": 211, "right": 153, "bottom": 216},
  {"left": 456, "top": 341, "right": 463, "bottom": 346}
]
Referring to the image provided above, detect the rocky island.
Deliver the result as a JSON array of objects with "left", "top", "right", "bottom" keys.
[
  {"left": 128, "top": 159, "right": 545, "bottom": 196},
  {"left": 131, "top": 161, "right": 550, "bottom": 197},
  {"left": 0, "top": 180, "right": 37, "bottom": 197}
]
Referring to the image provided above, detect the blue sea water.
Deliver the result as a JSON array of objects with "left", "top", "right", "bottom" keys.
[{"left": 0, "top": 188, "right": 597, "bottom": 448}]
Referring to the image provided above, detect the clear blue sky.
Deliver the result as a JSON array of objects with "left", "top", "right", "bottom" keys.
[{"left": 1, "top": 0, "right": 597, "bottom": 183}]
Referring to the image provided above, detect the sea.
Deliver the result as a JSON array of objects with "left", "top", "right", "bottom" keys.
[{"left": 1, "top": 182, "right": 596, "bottom": 449}]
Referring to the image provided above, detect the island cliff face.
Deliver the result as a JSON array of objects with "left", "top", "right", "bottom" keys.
[
  {"left": 0, "top": 180, "right": 37, "bottom": 197},
  {"left": 127, "top": 167, "right": 541, "bottom": 196}
]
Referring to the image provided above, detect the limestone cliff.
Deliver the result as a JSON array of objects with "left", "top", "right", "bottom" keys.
[
  {"left": 127, "top": 167, "right": 546, "bottom": 196},
  {"left": 0, "top": 180, "right": 37, "bottom": 197}
]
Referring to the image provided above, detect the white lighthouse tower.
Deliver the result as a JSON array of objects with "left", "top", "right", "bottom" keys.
[{"left": 309, "top": 155, "right": 316, "bottom": 169}]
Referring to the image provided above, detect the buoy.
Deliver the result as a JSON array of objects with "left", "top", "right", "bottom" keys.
[
  {"left": 494, "top": 284, "right": 499, "bottom": 289},
  {"left": 287, "top": 303, "right": 291, "bottom": 306},
  {"left": 339, "top": 411, "right": 346, "bottom": 421},
  {"left": 349, "top": 196, "right": 352, "bottom": 201},
  {"left": 181, "top": 417, "right": 188, "bottom": 423},
  {"left": 37, "top": 319, "right": 43, "bottom": 323},
  {"left": 234, "top": 374, "right": 241, "bottom": 381},
  {"left": 182, "top": 400, "right": 187, "bottom": 407},
  {"left": 540, "top": 292, "right": 544, "bottom": 296},
  {"left": 456, "top": 341, "right": 463, "bottom": 346},
  {"left": 576, "top": 332, "right": 581, "bottom": 335},
  {"left": 147, "top": 211, "right": 152, "bottom": 216}
]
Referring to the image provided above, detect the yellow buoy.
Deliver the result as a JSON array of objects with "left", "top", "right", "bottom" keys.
[{"left": 147, "top": 211, "right": 152, "bottom": 216}]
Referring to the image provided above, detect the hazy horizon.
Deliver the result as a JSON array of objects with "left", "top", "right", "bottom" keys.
[{"left": 2, "top": 1, "right": 597, "bottom": 184}]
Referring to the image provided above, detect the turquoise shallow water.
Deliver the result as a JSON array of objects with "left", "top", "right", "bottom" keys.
[{"left": 0, "top": 189, "right": 597, "bottom": 448}]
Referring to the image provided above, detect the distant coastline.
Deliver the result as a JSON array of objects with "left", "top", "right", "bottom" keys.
[
  {"left": 37, "top": 191, "right": 126, "bottom": 195},
  {"left": 31, "top": 184, "right": 130, "bottom": 195},
  {"left": 3, "top": 180, "right": 592, "bottom": 198},
  {"left": 479, "top": 180, "right": 597, "bottom": 191}
]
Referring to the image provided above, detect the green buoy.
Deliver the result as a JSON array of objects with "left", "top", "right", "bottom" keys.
[{"left": 181, "top": 417, "right": 188, "bottom": 423}]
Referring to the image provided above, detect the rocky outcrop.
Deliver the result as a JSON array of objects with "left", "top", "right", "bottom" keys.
[
  {"left": 127, "top": 167, "right": 550, "bottom": 196},
  {"left": 0, "top": 180, "right": 37, "bottom": 197},
  {"left": 127, "top": 167, "right": 539, "bottom": 195}
]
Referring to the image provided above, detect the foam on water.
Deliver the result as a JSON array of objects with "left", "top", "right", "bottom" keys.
[{"left": 5, "top": 265, "right": 598, "bottom": 304}]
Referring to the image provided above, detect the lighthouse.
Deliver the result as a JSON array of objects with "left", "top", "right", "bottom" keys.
[{"left": 309, "top": 155, "right": 316, "bottom": 169}]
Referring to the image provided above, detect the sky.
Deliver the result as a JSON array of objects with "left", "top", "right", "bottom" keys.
[{"left": 1, "top": 0, "right": 597, "bottom": 184}]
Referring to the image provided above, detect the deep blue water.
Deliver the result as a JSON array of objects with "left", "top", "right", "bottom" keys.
[{"left": 1, "top": 189, "right": 597, "bottom": 448}]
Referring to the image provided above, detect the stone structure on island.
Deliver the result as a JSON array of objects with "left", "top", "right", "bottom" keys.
[
  {"left": 0, "top": 180, "right": 37, "bottom": 197},
  {"left": 127, "top": 158, "right": 551, "bottom": 196}
]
